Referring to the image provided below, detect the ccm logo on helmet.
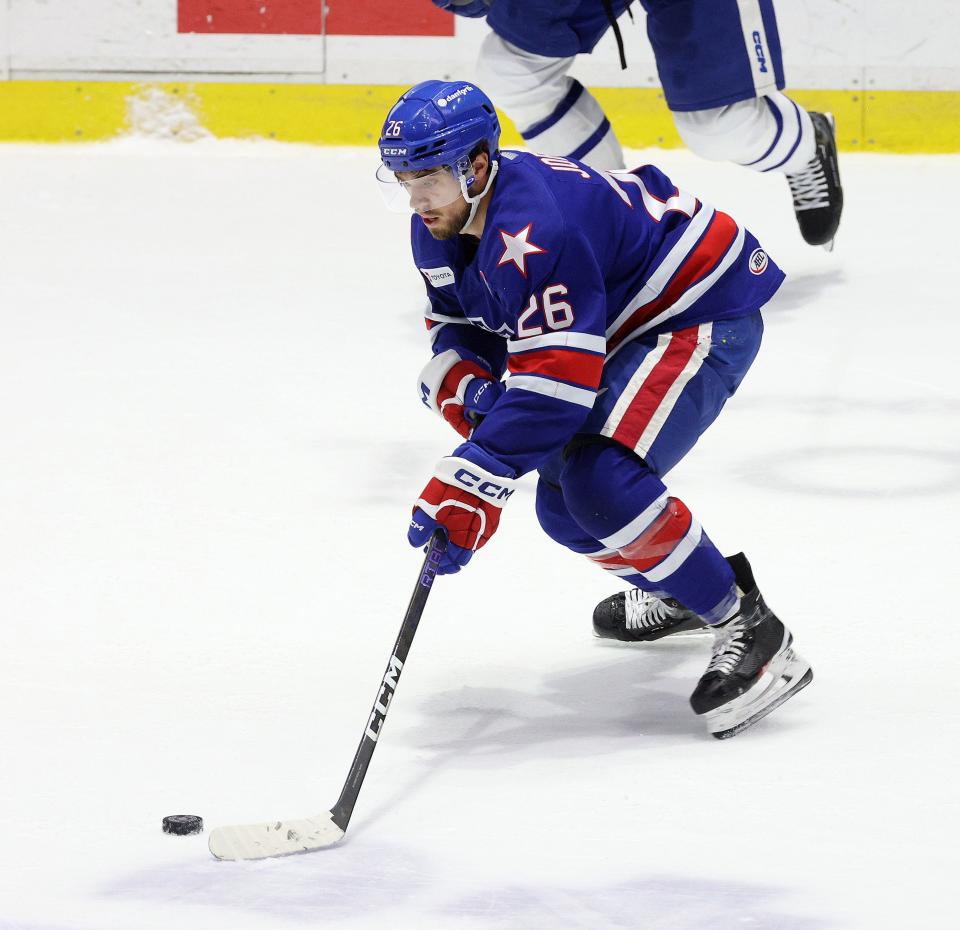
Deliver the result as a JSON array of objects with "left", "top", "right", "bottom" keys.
[
  {"left": 382, "top": 147, "right": 408, "bottom": 156},
  {"left": 454, "top": 468, "right": 514, "bottom": 501}
]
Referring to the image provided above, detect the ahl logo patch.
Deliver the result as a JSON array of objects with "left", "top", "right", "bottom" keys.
[
  {"left": 749, "top": 248, "right": 769, "bottom": 275},
  {"left": 421, "top": 266, "right": 455, "bottom": 288}
]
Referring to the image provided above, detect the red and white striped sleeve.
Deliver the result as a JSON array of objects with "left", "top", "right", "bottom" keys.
[{"left": 504, "top": 330, "right": 606, "bottom": 409}]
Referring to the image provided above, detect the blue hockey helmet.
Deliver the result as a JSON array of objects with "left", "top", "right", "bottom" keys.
[
  {"left": 377, "top": 80, "right": 501, "bottom": 217},
  {"left": 378, "top": 79, "right": 500, "bottom": 172}
]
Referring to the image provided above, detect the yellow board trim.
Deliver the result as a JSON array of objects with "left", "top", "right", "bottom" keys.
[{"left": 2, "top": 81, "right": 958, "bottom": 152}]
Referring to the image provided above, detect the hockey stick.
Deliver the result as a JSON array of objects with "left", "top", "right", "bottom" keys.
[{"left": 208, "top": 530, "right": 447, "bottom": 861}]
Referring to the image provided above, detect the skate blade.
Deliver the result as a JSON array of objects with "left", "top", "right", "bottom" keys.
[
  {"left": 649, "top": 625, "right": 709, "bottom": 641},
  {"left": 706, "top": 647, "right": 813, "bottom": 740},
  {"left": 815, "top": 111, "right": 838, "bottom": 253},
  {"left": 594, "top": 616, "right": 708, "bottom": 643}
]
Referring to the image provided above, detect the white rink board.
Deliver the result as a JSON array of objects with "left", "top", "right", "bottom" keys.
[
  {"left": 5, "top": 0, "right": 327, "bottom": 77},
  {"left": 3, "top": 0, "right": 960, "bottom": 88},
  {"left": 0, "top": 140, "right": 958, "bottom": 930}
]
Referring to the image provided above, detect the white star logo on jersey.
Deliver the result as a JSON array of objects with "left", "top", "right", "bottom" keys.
[{"left": 497, "top": 223, "right": 546, "bottom": 277}]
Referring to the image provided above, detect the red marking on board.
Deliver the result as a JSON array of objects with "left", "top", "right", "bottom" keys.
[{"left": 178, "top": 1, "right": 453, "bottom": 36}]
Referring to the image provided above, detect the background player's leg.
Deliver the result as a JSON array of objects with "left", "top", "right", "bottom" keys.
[
  {"left": 671, "top": 92, "right": 813, "bottom": 175},
  {"left": 673, "top": 96, "right": 842, "bottom": 249},
  {"left": 476, "top": 33, "right": 624, "bottom": 169},
  {"left": 645, "top": 0, "right": 843, "bottom": 247}
]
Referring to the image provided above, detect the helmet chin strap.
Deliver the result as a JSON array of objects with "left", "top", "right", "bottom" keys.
[{"left": 457, "top": 157, "right": 499, "bottom": 233}]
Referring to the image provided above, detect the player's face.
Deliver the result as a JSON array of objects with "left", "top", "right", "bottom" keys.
[
  {"left": 393, "top": 168, "right": 469, "bottom": 240},
  {"left": 378, "top": 154, "right": 489, "bottom": 238},
  {"left": 415, "top": 194, "right": 471, "bottom": 241}
]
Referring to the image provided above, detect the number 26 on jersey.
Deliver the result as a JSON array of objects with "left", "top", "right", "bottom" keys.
[{"left": 517, "top": 284, "right": 574, "bottom": 337}]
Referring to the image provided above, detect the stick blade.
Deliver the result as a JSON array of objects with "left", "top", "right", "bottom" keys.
[{"left": 208, "top": 811, "right": 345, "bottom": 860}]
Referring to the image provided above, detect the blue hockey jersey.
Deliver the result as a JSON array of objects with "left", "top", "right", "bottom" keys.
[{"left": 412, "top": 150, "right": 783, "bottom": 477}]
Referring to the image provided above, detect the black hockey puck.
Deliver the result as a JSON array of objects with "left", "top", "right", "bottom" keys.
[{"left": 162, "top": 814, "right": 204, "bottom": 836}]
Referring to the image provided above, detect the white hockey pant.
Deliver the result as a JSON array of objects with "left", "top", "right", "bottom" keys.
[
  {"left": 478, "top": 34, "right": 813, "bottom": 177},
  {"left": 476, "top": 33, "right": 625, "bottom": 170},
  {"left": 672, "top": 90, "right": 816, "bottom": 175}
]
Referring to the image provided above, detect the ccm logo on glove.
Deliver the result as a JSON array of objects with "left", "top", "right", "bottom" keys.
[
  {"left": 452, "top": 467, "right": 514, "bottom": 501},
  {"left": 417, "top": 348, "right": 503, "bottom": 438},
  {"left": 408, "top": 444, "right": 518, "bottom": 574}
]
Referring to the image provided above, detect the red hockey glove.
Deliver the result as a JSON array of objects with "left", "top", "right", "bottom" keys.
[
  {"left": 408, "top": 443, "right": 518, "bottom": 573},
  {"left": 417, "top": 348, "right": 503, "bottom": 439}
]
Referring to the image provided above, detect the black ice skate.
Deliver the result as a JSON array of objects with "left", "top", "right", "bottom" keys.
[
  {"left": 689, "top": 553, "right": 813, "bottom": 739},
  {"left": 593, "top": 589, "right": 706, "bottom": 642},
  {"left": 786, "top": 111, "right": 843, "bottom": 251}
]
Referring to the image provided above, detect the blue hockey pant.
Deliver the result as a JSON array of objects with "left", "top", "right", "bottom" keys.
[{"left": 535, "top": 313, "right": 763, "bottom": 622}]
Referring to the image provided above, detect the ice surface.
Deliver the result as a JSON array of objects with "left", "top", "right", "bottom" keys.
[{"left": 0, "top": 139, "right": 957, "bottom": 930}]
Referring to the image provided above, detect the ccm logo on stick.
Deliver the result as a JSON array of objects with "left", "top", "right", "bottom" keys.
[
  {"left": 420, "top": 541, "right": 442, "bottom": 588},
  {"left": 364, "top": 655, "right": 403, "bottom": 742},
  {"left": 454, "top": 468, "right": 515, "bottom": 501}
]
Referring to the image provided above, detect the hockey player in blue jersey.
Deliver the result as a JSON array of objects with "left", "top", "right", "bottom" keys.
[
  {"left": 377, "top": 80, "right": 812, "bottom": 738},
  {"left": 432, "top": 0, "right": 842, "bottom": 249}
]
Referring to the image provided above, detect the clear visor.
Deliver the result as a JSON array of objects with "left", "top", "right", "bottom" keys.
[{"left": 376, "top": 163, "right": 466, "bottom": 214}]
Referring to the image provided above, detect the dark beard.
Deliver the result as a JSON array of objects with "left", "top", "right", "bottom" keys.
[{"left": 426, "top": 200, "right": 471, "bottom": 240}]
